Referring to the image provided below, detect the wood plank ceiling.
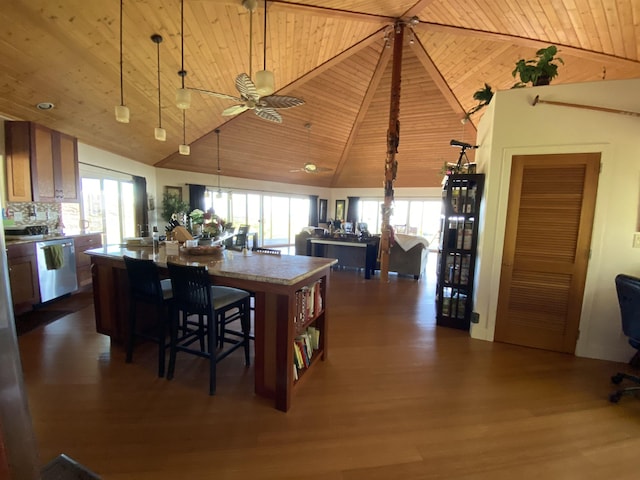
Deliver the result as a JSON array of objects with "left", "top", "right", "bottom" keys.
[{"left": 0, "top": 1, "right": 639, "bottom": 188}]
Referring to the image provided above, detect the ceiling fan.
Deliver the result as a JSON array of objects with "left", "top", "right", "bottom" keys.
[
  {"left": 190, "top": 74, "right": 304, "bottom": 123},
  {"left": 189, "top": 0, "right": 304, "bottom": 123},
  {"left": 289, "top": 162, "right": 333, "bottom": 174}
]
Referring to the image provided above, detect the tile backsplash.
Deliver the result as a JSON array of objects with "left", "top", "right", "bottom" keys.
[{"left": 2, "top": 201, "right": 82, "bottom": 235}]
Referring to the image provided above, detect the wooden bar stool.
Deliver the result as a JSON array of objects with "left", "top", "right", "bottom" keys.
[
  {"left": 123, "top": 255, "right": 173, "bottom": 377},
  {"left": 166, "top": 262, "right": 251, "bottom": 395}
]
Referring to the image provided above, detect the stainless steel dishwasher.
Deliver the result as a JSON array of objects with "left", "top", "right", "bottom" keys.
[{"left": 35, "top": 238, "right": 78, "bottom": 303}]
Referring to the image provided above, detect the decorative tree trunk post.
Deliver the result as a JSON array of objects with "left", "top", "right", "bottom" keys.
[{"left": 380, "top": 22, "right": 404, "bottom": 282}]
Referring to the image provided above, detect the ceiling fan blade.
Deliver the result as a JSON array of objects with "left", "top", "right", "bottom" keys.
[
  {"left": 255, "top": 107, "right": 282, "bottom": 123},
  {"left": 222, "top": 104, "right": 250, "bottom": 116},
  {"left": 236, "top": 73, "right": 259, "bottom": 100},
  {"left": 189, "top": 87, "right": 242, "bottom": 102},
  {"left": 261, "top": 95, "right": 305, "bottom": 109}
]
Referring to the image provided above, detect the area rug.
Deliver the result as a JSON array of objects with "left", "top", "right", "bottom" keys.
[{"left": 15, "top": 309, "right": 74, "bottom": 336}]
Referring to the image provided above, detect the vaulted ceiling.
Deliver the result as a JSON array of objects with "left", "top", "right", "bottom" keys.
[{"left": 1, "top": 1, "right": 639, "bottom": 188}]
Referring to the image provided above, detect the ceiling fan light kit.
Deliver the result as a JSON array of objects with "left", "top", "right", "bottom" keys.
[{"left": 255, "top": 69, "right": 275, "bottom": 96}]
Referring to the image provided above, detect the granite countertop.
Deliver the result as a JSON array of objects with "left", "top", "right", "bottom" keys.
[{"left": 85, "top": 245, "right": 337, "bottom": 286}]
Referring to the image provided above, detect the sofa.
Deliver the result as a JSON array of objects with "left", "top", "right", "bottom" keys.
[{"left": 388, "top": 234, "right": 429, "bottom": 279}]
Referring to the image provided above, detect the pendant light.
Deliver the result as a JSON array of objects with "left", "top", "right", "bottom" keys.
[
  {"left": 115, "top": 0, "right": 130, "bottom": 123},
  {"left": 255, "top": 0, "right": 275, "bottom": 96},
  {"left": 175, "top": 0, "right": 191, "bottom": 109},
  {"left": 151, "top": 34, "right": 166, "bottom": 141},
  {"left": 179, "top": 110, "right": 190, "bottom": 155},
  {"left": 215, "top": 129, "right": 222, "bottom": 197}
]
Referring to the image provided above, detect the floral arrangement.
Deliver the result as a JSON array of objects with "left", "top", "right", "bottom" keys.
[
  {"left": 189, "top": 208, "right": 205, "bottom": 225},
  {"left": 201, "top": 210, "right": 231, "bottom": 238}
]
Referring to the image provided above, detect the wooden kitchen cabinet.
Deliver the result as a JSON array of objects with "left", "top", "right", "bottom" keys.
[
  {"left": 4, "top": 121, "right": 80, "bottom": 202},
  {"left": 6, "top": 243, "right": 40, "bottom": 314},
  {"left": 73, "top": 233, "right": 103, "bottom": 288}
]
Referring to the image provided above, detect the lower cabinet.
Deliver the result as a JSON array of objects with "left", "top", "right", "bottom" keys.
[
  {"left": 74, "top": 234, "right": 103, "bottom": 288},
  {"left": 7, "top": 243, "right": 40, "bottom": 314}
]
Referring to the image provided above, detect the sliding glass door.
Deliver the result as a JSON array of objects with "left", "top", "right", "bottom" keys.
[{"left": 81, "top": 177, "right": 135, "bottom": 245}]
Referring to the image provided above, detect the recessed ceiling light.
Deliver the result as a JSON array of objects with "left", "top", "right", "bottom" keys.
[{"left": 36, "top": 102, "right": 55, "bottom": 110}]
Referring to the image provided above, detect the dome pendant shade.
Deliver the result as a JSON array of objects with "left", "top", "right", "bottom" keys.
[
  {"left": 255, "top": 70, "right": 275, "bottom": 96},
  {"left": 176, "top": 87, "right": 191, "bottom": 109},
  {"left": 115, "top": 105, "right": 130, "bottom": 123}
]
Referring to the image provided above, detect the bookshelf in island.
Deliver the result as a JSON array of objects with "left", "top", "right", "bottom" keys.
[{"left": 85, "top": 245, "right": 337, "bottom": 412}]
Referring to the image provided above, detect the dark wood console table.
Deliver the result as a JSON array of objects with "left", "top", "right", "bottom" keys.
[{"left": 306, "top": 237, "right": 378, "bottom": 279}]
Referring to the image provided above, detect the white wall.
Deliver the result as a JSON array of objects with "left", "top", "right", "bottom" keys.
[{"left": 472, "top": 78, "right": 640, "bottom": 363}]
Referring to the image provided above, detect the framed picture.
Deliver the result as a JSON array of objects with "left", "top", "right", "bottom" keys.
[
  {"left": 335, "top": 199, "right": 345, "bottom": 221},
  {"left": 319, "top": 199, "right": 328, "bottom": 223},
  {"left": 165, "top": 186, "right": 182, "bottom": 200}
]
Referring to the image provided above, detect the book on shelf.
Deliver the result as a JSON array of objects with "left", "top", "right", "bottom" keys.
[
  {"left": 294, "top": 279, "right": 324, "bottom": 330},
  {"left": 293, "top": 326, "right": 322, "bottom": 376}
]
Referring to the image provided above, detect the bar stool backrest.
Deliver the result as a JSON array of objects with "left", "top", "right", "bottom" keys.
[{"left": 167, "top": 262, "right": 214, "bottom": 317}]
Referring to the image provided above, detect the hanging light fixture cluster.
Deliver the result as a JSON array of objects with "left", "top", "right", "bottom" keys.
[{"left": 115, "top": 0, "right": 192, "bottom": 154}]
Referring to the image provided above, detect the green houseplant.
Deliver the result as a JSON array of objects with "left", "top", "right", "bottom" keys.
[
  {"left": 463, "top": 83, "right": 494, "bottom": 121},
  {"left": 160, "top": 191, "right": 189, "bottom": 222},
  {"left": 512, "top": 45, "right": 564, "bottom": 87}
]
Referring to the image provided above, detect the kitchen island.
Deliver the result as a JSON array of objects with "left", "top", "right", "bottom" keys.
[{"left": 86, "top": 245, "right": 336, "bottom": 411}]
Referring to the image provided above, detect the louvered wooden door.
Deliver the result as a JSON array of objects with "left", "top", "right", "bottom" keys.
[{"left": 494, "top": 153, "right": 600, "bottom": 353}]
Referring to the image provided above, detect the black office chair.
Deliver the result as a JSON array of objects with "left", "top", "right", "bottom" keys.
[
  {"left": 165, "top": 262, "right": 251, "bottom": 395},
  {"left": 123, "top": 256, "right": 173, "bottom": 377},
  {"left": 609, "top": 273, "right": 640, "bottom": 403}
]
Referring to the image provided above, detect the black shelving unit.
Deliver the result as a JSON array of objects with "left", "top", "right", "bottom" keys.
[{"left": 436, "top": 173, "right": 485, "bottom": 330}]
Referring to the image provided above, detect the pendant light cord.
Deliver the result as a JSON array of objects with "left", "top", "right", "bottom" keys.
[
  {"left": 155, "top": 36, "right": 162, "bottom": 127},
  {"left": 180, "top": 0, "right": 185, "bottom": 88},
  {"left": 119, "top": 0, "right": 124, "bottom": 105},
  {"left": 215, "top": 129, "right": 221, "bottom": 191},
  {"left": 182, "top": 110, "right": 186, "bottom": 143},
  {"left": 249, "top": 9, "right": 253, "bottom": 79},
  {"left": 263, "top": 0, "right": 267, "bottom": 71}
]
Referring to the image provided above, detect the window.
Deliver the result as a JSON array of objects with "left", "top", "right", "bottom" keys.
[
  {"left": 204, "top": 189, "right": 309, "bottom": 247},
  {"left": 358, "top": 198, "right": 441, "bottom": 240},
  {"left": 81, "top": 177, "right": 135, "bottom": 245}
]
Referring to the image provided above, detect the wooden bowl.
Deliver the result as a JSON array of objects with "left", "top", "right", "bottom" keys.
[{"left": 184, "top": 245, "right": 224, "bottom": 257}]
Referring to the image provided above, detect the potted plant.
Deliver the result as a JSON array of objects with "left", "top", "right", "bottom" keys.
[
  {"left": 512, "top": 45, "right": 564, "bottom": 87},
  {"left": 161, "top": 191, "right": 189, "bottom": 222},
  {"left": 463, "top": 83, "right": 494, "bottom": 122}
]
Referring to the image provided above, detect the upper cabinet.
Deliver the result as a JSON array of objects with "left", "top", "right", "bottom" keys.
[{"left": 4, "top": 121, "right": 80, "bottom": 202}]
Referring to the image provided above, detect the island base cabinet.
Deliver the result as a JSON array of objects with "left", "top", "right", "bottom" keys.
[{"left": 89, "top": 253, "right": 332, "bottom": 412}]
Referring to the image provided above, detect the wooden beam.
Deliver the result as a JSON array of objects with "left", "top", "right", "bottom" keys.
[
  {"left": 402, "top": 0, "right": 437, "bottom": 19},
  {"left": 415, "top": 22, "right": 640, "bottom": 67},
  {"left": 331, "top": 43, "right": 392, "bottom": 186},
  {"left": 206, "top": 0, "right": 395, "bottom": 23}
]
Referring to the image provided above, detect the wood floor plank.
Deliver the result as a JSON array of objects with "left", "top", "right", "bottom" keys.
[{"left": 17, "top": 254, "right": 640, "bottom": 479}]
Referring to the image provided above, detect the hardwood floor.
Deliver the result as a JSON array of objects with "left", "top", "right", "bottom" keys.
[{"left": 18, "top": 255, "right": 640, "bottom": 479}]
